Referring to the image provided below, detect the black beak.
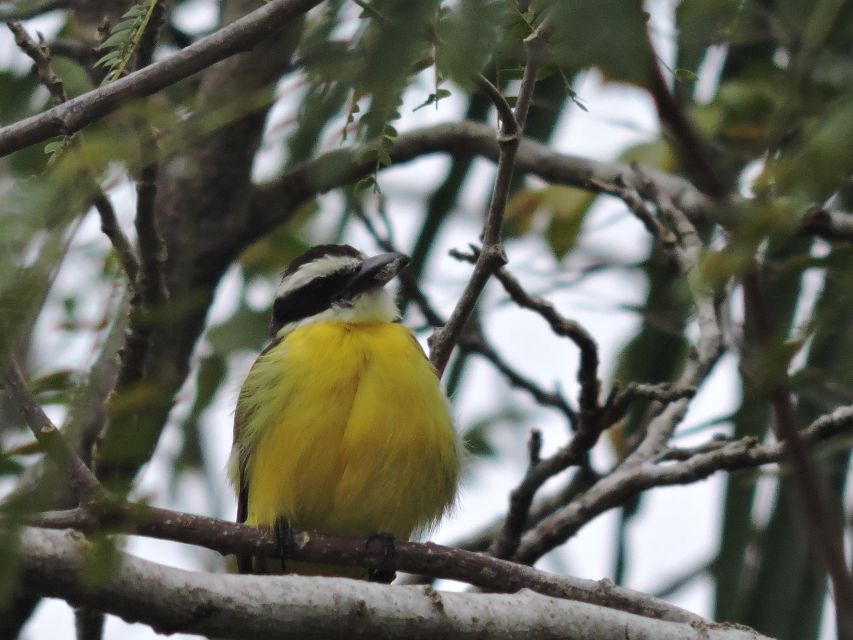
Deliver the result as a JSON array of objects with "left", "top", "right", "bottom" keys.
[{"left": 344, "top": 252, "right": 410, "bottom": 293}]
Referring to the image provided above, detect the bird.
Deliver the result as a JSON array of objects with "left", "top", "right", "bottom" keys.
[{"left": 229, "top": 244, "right": 461, "bottom": 578}]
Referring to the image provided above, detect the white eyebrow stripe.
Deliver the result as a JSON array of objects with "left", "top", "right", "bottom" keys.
[{"left": 275, "top": 254, "right": 361, "bottom": 298}]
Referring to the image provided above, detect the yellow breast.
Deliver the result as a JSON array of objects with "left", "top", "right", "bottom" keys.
[{"left": 237, "top": 321, "right": 460, "bottom": 540}]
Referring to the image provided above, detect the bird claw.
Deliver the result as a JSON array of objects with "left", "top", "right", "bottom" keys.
[
  {"left": 365, "top": 532, "right": 397, "bottom": 583},
  {"left": 274, "top": 517, "right": 295, "bottom": 572}
]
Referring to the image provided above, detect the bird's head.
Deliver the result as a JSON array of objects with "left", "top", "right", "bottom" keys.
[{"left": 270, "top": 244, "right": 410, "bottom": 337}]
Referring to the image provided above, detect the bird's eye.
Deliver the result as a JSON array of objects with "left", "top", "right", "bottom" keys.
[{"left": 270, "top": 269, "right": 355, "bottom": 333}]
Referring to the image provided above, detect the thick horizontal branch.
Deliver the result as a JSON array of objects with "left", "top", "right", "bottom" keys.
[
  {"left": 0, "top": 0, "right": 322, "bottom": 156},
  {"left": 20, "top": 502, "right": 698, "bottom": 625},
  {"left": 0, "top": 0, "right": 65, "bottom": 20},
  {"left": 244, "top": 121, "right": 713, "bottom": 255},
  {"left": 15, "top": 527, "right": 771, "bottom": 640}
]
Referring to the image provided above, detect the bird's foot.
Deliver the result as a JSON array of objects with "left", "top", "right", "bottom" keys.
[
  {"left": 274, "top": 517, "right": 296, "bottom": 572},
  {"left": 365, "top": 532, "right": 397, "bottom": 583}
]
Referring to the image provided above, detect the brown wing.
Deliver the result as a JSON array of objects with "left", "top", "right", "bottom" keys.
[{"left": 233, "top": 337, "right": 281, "bottom": 574}]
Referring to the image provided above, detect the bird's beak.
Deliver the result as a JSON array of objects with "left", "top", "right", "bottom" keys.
[{"left": 345, "top": 252, "right": 410, "bottom": 293}]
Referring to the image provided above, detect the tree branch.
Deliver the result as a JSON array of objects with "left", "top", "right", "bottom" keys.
[
  {"left": 427, "top": 32, "right": 542, "bottom": 376},
  {"left": 509, "top": 180, "right": 726, "bottom": 565},
  {"left": 246, "top": 121, "right": 713, "bottom": 272},
  {"left": 15, "top": 528, "right": 772, "bottom": 640},
  {"left": 446, "top": 249, "right": 604, "bottom": 560},
  {"left": 0, "top": 0, "right": 65, "bottom": 21},
  {"left": 741, "top": 266, "right": 853, "bottom": 632},
  {"left": 0, "top": 0, "right": 323, "bottom": 157},
  {"left": 459, "top": 334, "right": 577, "bottom": 427},
  {"left": 3, "top": 358, "right": 102, "bottom": 501},
  {"left": 6, "top": 21, "right": 66, "bottom": 106},
  {"left": 93, "top": 191, "right": 140, "bottom": 286},
  {"left": 18, "top": 504, "right": 700, "bottom": 625},
  {"left": 354, "top": 209, "right": 577, "bottom": 427},
  {"left": 6, "top": 20, "right": 140, "bottom": 285},
  {"left": 619, "top": 180, "right": 724, "bottom": 464},
  {"left": 513, "top": 404, "right": 853, "bottom": 565}
]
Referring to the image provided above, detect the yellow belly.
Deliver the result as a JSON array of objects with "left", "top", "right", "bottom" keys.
[{"left": 237, "top": 321, "right": 460, "bottom": 542}]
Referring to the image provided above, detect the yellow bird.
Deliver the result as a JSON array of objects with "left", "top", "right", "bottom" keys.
[{"left": 229, "top": 244, "right": 461, "bottom": 578}]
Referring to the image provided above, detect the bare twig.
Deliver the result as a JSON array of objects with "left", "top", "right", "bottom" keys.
[
  {"left": 428, "top": 30, "right": 543, "bottom": 376},
  {"left": 247, "top": 121, "right": 714, "bottom": 257},
  {"left": 488, "top": 429, "right": 604, "bottom": 560},
  {"left": 459, "top": 334, "right": 577, "bottom": 428},
  {"left": 92, "top": 191, "right": 140, "bottom": 286},
  {"left": 0, "top": 0, "right": 323, "bottom": 156},
  {"left": 6, "top": 21, "right": 66, "bottom": 105},
  {"left": 7, "top": 20, "right": 140, "bottom": 285},
  {"left": 507, "top": 172, "right": 724, "bottom": 566},
  {"left": 455, "top": 463, "right": 600, "bottom": 554},
  {"left": 600, "top": 382, "right": 696, "bottom": 428},
  {"left": 3, "top": 358, "right": 102, "bottom": 501},
  {"left": 514, "top": 404, "right": 853, "bottom": 564},
  {"left": 619, "top": 180, "right": 723, "bottom": 464},
  {"left": 472, "top": 74, "right": 517, "bottom": 136},
  {"left": 442, "top": 251, "right": 603, "bottom": 560},
  {"left": 453, "top": 249, "right": 600, "bottom": 430},
  {"left": 588, "top": 176, "right": 676, "bottom": 251}
]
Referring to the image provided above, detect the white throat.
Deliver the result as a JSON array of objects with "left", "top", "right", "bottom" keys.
[{"left": 275, "top": 287, "right": 399, "bottom": 339}]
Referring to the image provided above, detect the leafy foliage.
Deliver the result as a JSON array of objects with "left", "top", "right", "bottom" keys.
[{"left": 95, "top": 1, "right": 160, "bottom": 84}]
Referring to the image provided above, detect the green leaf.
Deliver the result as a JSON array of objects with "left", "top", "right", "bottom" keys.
[
  {"left": 354, "top": 176, "right": 376, "bottom": 196},
  {"left": 122, "top": 3, "right": 149, "bottom": 18},
  {"left": 0, "top": 452, "right": 24, "bottom": 476},
  {"left": 94, "top": 50, "right": 123, "bottom": 69},
  {"left": 462, "top": 421, "right": 496, "bottom": 458},
  {"left": 239, "top": 211, "right": 313, "bottom": 279},
  {"left": 176, "top": 354, "right": 227, "bottom": 472},
  {"left": 547, "top": 0, "right": 656, "bottom": 87},
  {"left": 413, "top": 93, "right": 438, "bottom": 111},
  {"left": 207, "top": 305, "right": 269, "bottom": 354},
  {"left": 376, "top": 149, "right": 392, "bottom": 166},
  {"left": 98, "top": 30, "right": 133, "bottom": 51},
  {"left": 544, "top": 187, "right": 595, "bottom": 259},
  {"left": 619, "top": 139, "right": 677, "bottom": 172},
  {"left": 112, "top": 18, "right": 140, "bottom": 33},
  {"left": 43, "top": 141, "right": 64, "bottom": 155},
  {"left": 505, "top": 185, "right": 595, "bottom": 258},
  {"left": 413, "top": 89, "right": 451, "bottom": 112}
]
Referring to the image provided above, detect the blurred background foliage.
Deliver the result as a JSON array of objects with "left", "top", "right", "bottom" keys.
[{"left": 0, "top": 1, "right": 851, "bottom": 639}]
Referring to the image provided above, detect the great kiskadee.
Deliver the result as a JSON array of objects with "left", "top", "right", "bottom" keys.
[{"left": 229, "top": 244, "right": 461, "bottom": 577}]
